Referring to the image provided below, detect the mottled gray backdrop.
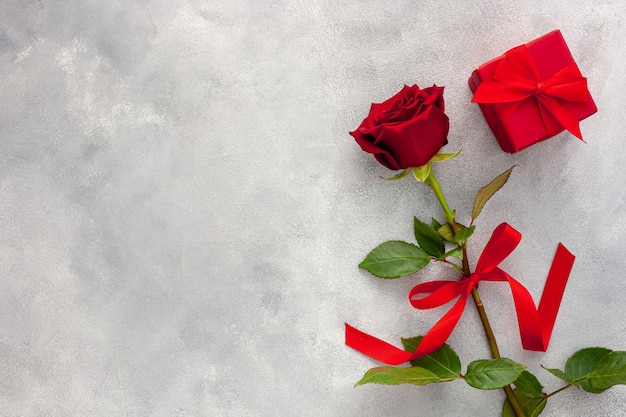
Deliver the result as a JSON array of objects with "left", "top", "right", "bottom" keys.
[{"left": 1, "top": 1, "right": 625, "bottom": 416}]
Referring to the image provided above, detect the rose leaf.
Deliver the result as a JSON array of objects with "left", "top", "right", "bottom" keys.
[{"left": 359, "top": 241, "right": 430, "bottom": 279}]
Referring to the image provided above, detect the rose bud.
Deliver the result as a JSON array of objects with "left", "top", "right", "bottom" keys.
[{"left": 350, "top": 85, "right": 450, "bottom": 170}]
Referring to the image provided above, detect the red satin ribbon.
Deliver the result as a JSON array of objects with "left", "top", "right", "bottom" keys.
[
  {"left": 471, "top": 45, "right": 588, "bottom": 140},
  {"left": 345, "top": 223, "right": 575, "bottom": 365}
]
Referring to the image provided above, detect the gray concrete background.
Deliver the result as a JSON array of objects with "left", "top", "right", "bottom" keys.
[{"left": 1, "top": 1, "right": 625, "bottom": 416}]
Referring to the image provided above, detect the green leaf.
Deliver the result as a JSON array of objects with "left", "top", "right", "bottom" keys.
[
  {"left": 413, "top": 217, "right": 445, "bottom": 258},
  {"left": 587, "top": 351, "right": 626, "bottom": 392},
  {"left": 565, "top": 347, "right": 612, "bottom": 393},
  {"left": 452, "top": 225, "right": 475, "bottom": 243},
  {"left": 471, "top": 166, "right": 515, "bottom": 223},
  {"left": 431, "top": 218, "right": 442, "bottom": 231},
  {"left": 400, "top": 336, "right": 462, "bottom": 380},
  {"left": 355, "top": 365, "right": 441, "bottom": 387},
  {"left": 502, "top": 389, "right": 547, "bottom": 417},
  {"left": 412, "top": 164, "right": 431, "bottom": 182},
  {"left": 359, "top": 241, "right": 430, "bottom": 278},
  {"left": 431, "top": 149, "right": 462, "bottom": 163},
  {"left": 401, "top": 335, "right": 423, "bottom": 352},
  {"left": 442, "top": 246, "right": 463, "bottom": 261},
  {"left": 382, "top": 169, "right": 411, "bottom": 181},
  {"left": 542, "top": 366, "right": 567, "bottom": 382},
  {"left": 513, "top": 370, "right": 544, "bottom": 399},
  {"left": 437, "top": 224, "right": 454, "bottom": 242},
  {"left": 465, "top": 358, "right": 526, "bottom": 390},
  {"left": 437, "top": 223, "right": 475, "bottom": 244}
]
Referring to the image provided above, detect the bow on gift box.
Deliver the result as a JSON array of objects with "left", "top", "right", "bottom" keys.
[
  {"left": 345, "top": 223, "right": 575, "bottom": 365},
  {"left": 471, "top": 45, "right": 589, "bottom": 140}
]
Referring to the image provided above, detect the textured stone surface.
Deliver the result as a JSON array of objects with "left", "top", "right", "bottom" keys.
[{"left": 1, "top": 1, "right": 625, "bottom": 416}]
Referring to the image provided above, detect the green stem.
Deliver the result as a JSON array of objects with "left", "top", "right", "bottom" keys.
[
  {"left": 441, "top": 258, "right": 464, "bottom": 274},
  {"left": 424, "top": 166, "right": 455, "bottom": 223},
  {"left": 422, "top": 168, "right": 527, "bottom": 417},
  {"left": 470, "top": 288, "right": 501, "bottom": 358},
  {"left": 546, "top": 384, "right": 572, "bottom": 399},
  {"left": 531, "top": 384, "right": 572, "bottom": 414}
]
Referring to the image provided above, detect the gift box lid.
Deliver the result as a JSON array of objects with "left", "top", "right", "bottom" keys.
[{"left": 469, "top": 30, "right": 597, "bottom": 153}]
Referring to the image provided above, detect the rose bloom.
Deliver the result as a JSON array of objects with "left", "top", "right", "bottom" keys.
[{"left": 350, "top": 85, "right": 449, "bottom": 170}]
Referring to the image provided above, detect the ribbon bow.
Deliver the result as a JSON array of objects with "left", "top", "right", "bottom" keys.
[
  {"left": 345, "top": 223, "right": 575, "bottom": 365},
  {"left": 471, "top": 45, "right": 589, "bottom": 140}
]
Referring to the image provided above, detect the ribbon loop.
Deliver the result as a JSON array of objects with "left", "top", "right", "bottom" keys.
[
  {"left": 345, "top": 222, "right": 575, "bottom": 365},
  {"left": 475, "top": 223, "right": 521, "bottom": 274},
  {"left": 409, "top": 279, "right": 469, "bottom": 309}
]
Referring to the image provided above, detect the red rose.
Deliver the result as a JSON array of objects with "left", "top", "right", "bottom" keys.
[{"left": 350, "top": 85, "right": 449, "bottom": 170}]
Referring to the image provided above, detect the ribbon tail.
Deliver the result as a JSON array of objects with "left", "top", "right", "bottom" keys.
[
  {"left": 505, "top": 275, "right": 545, "bottom": 351},
  {"left": 537, "top": 243, "right": 576, "bottom": 347},
  {"left": 412, "top": 290, "right": 471, "bottom": 358},
  {"left": 504, "top": 243, "right": 575, "bottom": 351},
  {"left": 345, "top": 323, "right": 414, "bottom": 365},
  {"left": 539, "top": 97, "right": 584, "bottom": 140}
]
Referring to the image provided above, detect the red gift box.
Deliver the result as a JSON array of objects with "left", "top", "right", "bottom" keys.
[{"left": 469, "top": 30, "right": 597, "bottom": 153}]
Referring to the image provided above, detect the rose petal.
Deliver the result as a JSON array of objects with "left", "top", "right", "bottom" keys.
[
  {"left": 378, "top": 106, "right": 449, "bottom": 168},
  {"left": 349, "top": 129, "right": 401, "bottom": 170}
]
